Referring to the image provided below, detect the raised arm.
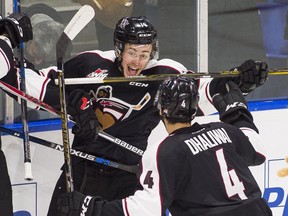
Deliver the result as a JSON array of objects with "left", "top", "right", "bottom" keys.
[{"left": 212, "top": 81, "right": 266, "bottom": 166}]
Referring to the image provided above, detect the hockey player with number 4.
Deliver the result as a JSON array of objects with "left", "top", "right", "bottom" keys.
[
  {"left": 0, "top": 12, "right": 269, "bottom": 215},
  {"left": 58, "top": 76, "right": 272, "bottom": 216}
]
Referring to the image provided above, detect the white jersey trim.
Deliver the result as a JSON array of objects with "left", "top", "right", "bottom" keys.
[{"left": 240, "top": 127, "right": 267, "bottom": 158}]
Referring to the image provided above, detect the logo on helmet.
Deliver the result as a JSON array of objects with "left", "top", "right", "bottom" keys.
[
  {"left": 119, "top": 18, "right": 129, "bottom": 29},
  {"left": 139, "top": 33, "right": 152, "bottom": 38},
  {"left": 138, "top": 22, "right": 149, "bottom": 28}
]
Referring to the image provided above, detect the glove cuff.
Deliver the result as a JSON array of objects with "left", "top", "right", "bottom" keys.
[
  {"left": 220, "top": 107, "right": 253, "bottom": 124},
  {"left": 209, "top": 77, "right": 237, "bottom": 97},
  {"left": 80, "top": 196, "right": 95, "bottom": 216},
  {"left": 81, "top": 196, "right": 107, "bottom": 216}
]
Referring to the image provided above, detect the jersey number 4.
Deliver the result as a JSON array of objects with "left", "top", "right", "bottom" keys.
[
  {"left": 144, "top": 170, "right": 154, "bottom": 189},
  {"left": 216, "top": 148, "right": 248, "bottom": 200}
]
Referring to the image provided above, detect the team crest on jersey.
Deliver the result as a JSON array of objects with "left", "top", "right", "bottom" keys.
[
  {"left": 86, "top": 68, "right": 108, "bottom": 78},
  {"left": 90, "top": 85, "right": 151, "bottom": 130}
]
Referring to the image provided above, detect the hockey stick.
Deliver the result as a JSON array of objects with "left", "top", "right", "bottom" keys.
[
  {"left": 0, "top": 126, "right": 139, "bottom": 174},
  {"left": 56, "top": 4, "right": 95, "bottom": 192},
  {"left": 99, "top": 131, "right": 144, "bottom": 156},
  {"left": 0, "top": 81, "right": 144, "bottom": 156},
  {"left": 0, "top": 80, "right": 60, "bottom": 116},
  {"left": 13, "top": 0, "right": 33, "bottom": 180},
  {"left": 54, "top": 70, "right": 288, "bottom": 85}
]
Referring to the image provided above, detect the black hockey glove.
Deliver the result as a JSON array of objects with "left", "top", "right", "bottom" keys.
[
  {"left": 0, "top": 13, "right": 33, "bottom": 48},
  {"left": 58, "top": 191, "right": 107, "bottom": 216},
  {"left": 67, "top": 89, "right": 99, "bottom": 141},
  {"left": 231, "top": 59, "right": 268, "bottom": 94},
  {"left": 212, "top": 81, "right": 253, "bottom": 124}
]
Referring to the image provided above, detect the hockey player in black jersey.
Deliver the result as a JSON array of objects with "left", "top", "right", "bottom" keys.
[
  {"left": 0, "top": 14, "right": 268, "bottom": 215},
  {"left": 58, "top": 77, "right": 272, "bottom": 216}
]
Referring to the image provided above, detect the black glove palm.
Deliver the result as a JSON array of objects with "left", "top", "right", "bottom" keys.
[
  {"left": 233, "top": 59, "right": 268, "bottom": 94},
  {"left": 212, "top": 81, "right": 253, "bottom": 124},
  {"left": 0, "top": 13, "right": 33, "bottom": 48},
  {"left": 67, "top": 89, "right": 99, "bottom": 141},
  {"left": 58, "top": 191, "right": 106, "bottom": 216}
]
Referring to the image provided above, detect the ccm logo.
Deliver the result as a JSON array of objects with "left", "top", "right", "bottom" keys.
[{"left": 129, "top": 82, "right": 149, "bottom": 87}]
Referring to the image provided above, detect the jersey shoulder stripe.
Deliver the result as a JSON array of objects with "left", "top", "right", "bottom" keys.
[{"left": 77, "top": 49, "right": 116, "bottom": 62}]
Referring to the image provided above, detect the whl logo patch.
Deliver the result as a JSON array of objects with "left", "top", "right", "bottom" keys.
[{"left": 87, "top": 68, "right": 108, "bottom": 78}]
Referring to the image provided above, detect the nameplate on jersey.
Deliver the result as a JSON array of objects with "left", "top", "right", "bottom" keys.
[{"left": 184, "top": 128, "right": 232, "bottom": 155}]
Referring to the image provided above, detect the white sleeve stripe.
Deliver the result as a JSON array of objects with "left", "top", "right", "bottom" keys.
[
  {"left": 197, "top": 78, "right": 218, "bottom": 115},
  {"left": 24, "top": 68, "right": 51, "bottom": 109},
  {"left": 35, "top": 77, "right": 50, "bottom": 110},
  {"left": 122, "top": 199, "right": 129, "bottom": 216},
  {"left": 0, "top": 48, "right": 10, "bottom": 79},
  {"left": 240, "top": 127, "right": 267, "bottom": 157},
  {"left": 205, "top": 80, "right": 213, "bottom": 104},
  {"left": 39, "top": 70, "right": 45, "bottom": 76},
  {"left": 39, "top": 77, "right": 50, "bottom": 101},
  {"left": 122, "top": 140, "right": 163, "bottom": 216}
]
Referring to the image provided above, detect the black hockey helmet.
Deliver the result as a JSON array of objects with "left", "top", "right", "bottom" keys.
[
  {"left": 114, "top": 16, "right": 159, "bottom": 60},
  {"left": 154, "top": 76, "right": 199, "bottom": 122}
]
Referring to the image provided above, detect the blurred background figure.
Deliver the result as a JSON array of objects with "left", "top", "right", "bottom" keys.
[
  {"left": 70, "top": 0, "right": 144, "bottom": 50},
  {"left": 23, "top": 3, "right": 66, "bottom": 69}
]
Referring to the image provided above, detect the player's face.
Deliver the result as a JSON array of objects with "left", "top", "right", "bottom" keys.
[{"left": 121, "top": 44, "right": 152, "bottom": 77}]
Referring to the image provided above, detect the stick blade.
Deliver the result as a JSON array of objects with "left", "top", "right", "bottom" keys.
[
  {"left": 64, "top": 5, "right": 95, "bottom": 41},
  {"left": 56, "top": 5, "right": 95, "bottom": 63}
]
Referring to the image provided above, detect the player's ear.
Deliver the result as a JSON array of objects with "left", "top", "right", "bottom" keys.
[{"left": 159, "top": 109, "right": 163, "bottom": 117}]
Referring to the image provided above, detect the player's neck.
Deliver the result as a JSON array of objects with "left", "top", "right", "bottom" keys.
[{"left": 164, "top": 120, "right": 191, "bottom": 134}]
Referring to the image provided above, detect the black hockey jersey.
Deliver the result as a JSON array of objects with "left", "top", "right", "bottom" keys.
[
  {"left": 60, "top": 51, "right": 217, "bottom": 165},
  {"left": 97, "top": 122, "right": 271, "bottom": 216}
]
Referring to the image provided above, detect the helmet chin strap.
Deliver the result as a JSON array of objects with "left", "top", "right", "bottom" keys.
[{"left": 116, "top": 53, "right": 124, "bottom": 75}]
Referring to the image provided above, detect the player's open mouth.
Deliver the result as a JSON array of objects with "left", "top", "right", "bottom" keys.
[{"left": 127, "top": 67, "right": 139, "bottom": 76}]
